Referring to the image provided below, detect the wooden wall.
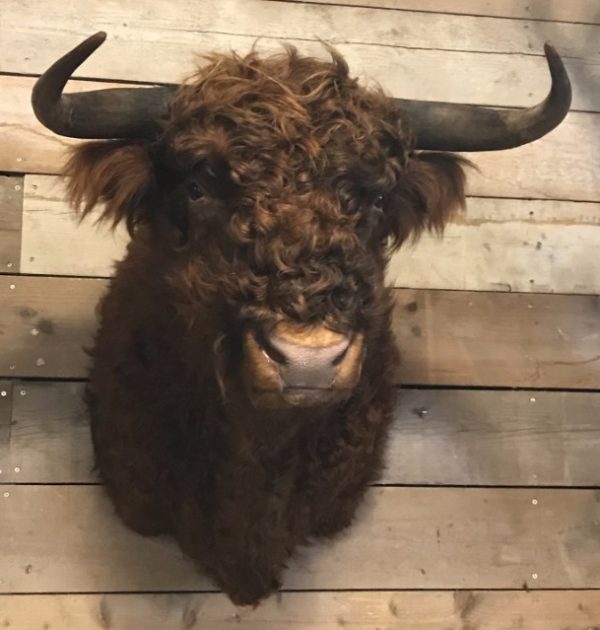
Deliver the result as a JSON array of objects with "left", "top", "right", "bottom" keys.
[{"left": 0, "top": 0, "right": 599, "bottom": 628}]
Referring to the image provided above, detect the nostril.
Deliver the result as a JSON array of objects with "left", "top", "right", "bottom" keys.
[
  {"left": 254, "top": 330, "right": 288, "bottom": 365},
  {"left": 331, "top": 340, "right": 350, "bottom": 366}
]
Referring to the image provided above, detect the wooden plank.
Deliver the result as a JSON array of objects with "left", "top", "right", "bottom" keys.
[
  {"left": 300, "top": 0, "right": 600, "bottom": 24},
  {"left": 387, "top": 389, "right": 600, "bottom": 486},
  {"left": 0, "top": 35, "right": 598, "bottom": 115},
  {"left": 4, "top": 383, "right": 600, "bottom": 487},
  {"left": 0, "top": 176, "right": 23, "bottom": 273},
  {"left": 466, "top": 112, "right": 600, "bottom": 202},
  {"left": 393, "top": 289, "right": 600, "bottom": 388},
  {"left": 0, "top": 1, "right": 599, "bottom": 140},
  {"left": 0, "top": 275, "right": 103, "bottom": 379},
  {"left": 0, "top": 0, "right": 600, "bottom": 81},
  {"left": 3, "top": 80, "right": 600, "bottom": 203},
  {"left": 1, "top": 276, "right": 599, "bottom": 387},
  {"left": 389, "top": 197, "right": 600, "bottom": 294},
  {"left": 0, "top": 381, "right": 12, "bottom": 478},
  {"left": 1, "top": 591, "right": 600, "bottom": 629},
  {"left": 22, "top": 176, "right": 128, "bottom": 277},
  {"left": 2, "top": 0, "right": 599, "bottom": 80},
  {"left": 0, "top": 76, "right": 114, "bottom": 175},
  {"left": 22, "top": 175, "right": 600, "bottom": 294},
  {"left": 2, "top": 485, "right": 600, "bottom": 592},
  {"left": 0, "top": 382, "right": 95, "bottom": 484}
]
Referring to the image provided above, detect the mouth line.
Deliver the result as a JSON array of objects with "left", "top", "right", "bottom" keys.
[{"left": 253, "top": 386, "right": 346, "bottom": 394}]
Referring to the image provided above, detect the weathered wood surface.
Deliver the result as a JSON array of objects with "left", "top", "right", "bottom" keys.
[
  {"left": 2, "top": 276, "right": 599, "bottom": 387},
  {"left": 301, "top": 0, "right": 600, "bottom": 24},
  {"left": 2, "top": 485, "right": 599, "bottom": 592},
  {"left": 2, "top": 590, "right": 600, "bottom": 629},
  {"left": 2, "top": 0, "right": 599, "bottom": 75},
  {"left": 0, "top": 275, "right": 104, "bottom": 379},
  {"left": 467, "top": 112, "right": 600, "bottom": 202},
  {"left": 3, "top": 382, "right": 600, "bottom": 487},
  {"left": 3, "top": 85, "right": 599, "bottom": 200},
  {"left": 0, "top": 381, "right": 11, "bottom": 476},
  {"left": 0, "top": 76, "right": 117, "bottom": 175},
  {"left": 0, "top": 176, "right": 23, "bottom": 273},
  {"left": 387, "top": 389, "right": 600, "bottom": 487},
  {"left": 389, "top": 197, "right": 600, "bottom": 294},
  {"left": 22, "top": 176, "right": 128, "bottom": 278},
  {"left": 393, "top": 290, "right": 600, "bottom": 388},
  {"left": 0, "top": 382, "right": 94, "bottom": 484},
  {"left": 18, "top": 175, "right": 600, "bottom": 294}
]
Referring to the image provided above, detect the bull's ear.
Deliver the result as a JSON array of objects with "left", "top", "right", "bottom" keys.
[
  {"left": 386, "top": 152, "right": 470, "bottom": 249},
  {"left": 64, "top": 140, "right": 155, "bottom": 235}
]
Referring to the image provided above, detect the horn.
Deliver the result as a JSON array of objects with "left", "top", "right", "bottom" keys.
[
  {"left": 395, "top": 44, "right": 572, "bottom": 152},
  {"left": 32, "top": 32, "right": 176, "bottom": 139}
]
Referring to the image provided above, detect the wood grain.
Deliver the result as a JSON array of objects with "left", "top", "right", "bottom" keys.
[
  {"left": 393, "top": 289, "right": 600, "bottom": 388},
  {"left": 1, "top": 276, "right": 599, "bottom": 387},
  {"left": 1, "top": 590, "right": 600, "bottom": 629},
  {"left": 0, "top": 76, "right": 116, "bottom": 175},
  {"left": 0, "top": 275, "right": 103, "bottom": 379},
  {"left": 0, "top": 381, "right": 12, "bottom": 475},
  {"left": 22, "top": 175, "right": 128, "bottom": 277},
  {"left": 2, "top": 485, "right": 599, "bottom": 592},
  {"left": 387, "top": 389, "right": 600, "bottom": 486},
  {"left": 18, "top": 175, "right": 600, "bottom": 293},
  {"left": 3, "top": 86, "right": 600, "bottom": 202},
  {"left": 2, "top": 0, "right": 598, "bottom": 76},
  {"left": 0, "top": 176, "right": 23, "bottom": 273},
  {"left": 1, "top": 382, "right": 94, "bottom": 484},
  {"left": 388, "top": 196, "right": 600, "bottom": 294},
  {"left": 466, "top": 112, "right": 600, "bottom": 202},
  {"left": 297, "top": 0, "right": 600, "bottom": 24},
  {"left": 3, "top": 383, "right": 600, "bottom": 487}
]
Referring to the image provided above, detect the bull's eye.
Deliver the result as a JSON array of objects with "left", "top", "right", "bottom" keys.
[
  {"left": 187, "top": 180, "right": 204, "bottom": 201},
  {"left": 331, "top": 288, "right": 353, "bottom": 311},
  {"left": 373, "top": 195, "right": 385, "bottom": 211}
]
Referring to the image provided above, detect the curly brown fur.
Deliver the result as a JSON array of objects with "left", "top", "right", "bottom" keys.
[{"left": 66, "top": 46, "right": 468, "bottom": 605}]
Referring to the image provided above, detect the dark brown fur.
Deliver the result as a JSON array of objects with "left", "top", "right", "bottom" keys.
[{"left": 65, "top": 47, "right": 467, "bottom": 605}]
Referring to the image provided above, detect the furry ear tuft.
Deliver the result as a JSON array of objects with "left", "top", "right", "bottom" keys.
[
  {"left": 387, "top": 152, "right": 471, "bottom": 249},
  {"left": 64, "top": 140, "right": 154, "bottom": 235}
]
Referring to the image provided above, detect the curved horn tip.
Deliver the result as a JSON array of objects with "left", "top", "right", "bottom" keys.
[
  {"left": 91, "top": 31, "right": 108, "bottom": 44},
  {"left": 543, "top": 42, "right": 566, "bottom": 77},
  {"left": 78, "top": 31, "right": 108, "bottom": 55},
  {"left": 542, "top": 42, "right": 572, "bottom": 105}
]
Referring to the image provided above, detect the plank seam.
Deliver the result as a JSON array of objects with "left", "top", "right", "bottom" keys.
[
  {"left": 12, "top": 180, "right": 600, "bottom": 199},
  {"left": 2, "top": 482, "right": 599, "bottom": 490},
  {"left": 3, "top": 272, "right": 600, "bottom": 299},
  {"left": 268, "top": 0, "right": 600, "bottom": 27},
  {"left": 2, "top": 587, "right": 600, "bottom": 596},
  {"left": 3, "top": 70, "right": 595, "bottom": 114},
  {"left": 2, "top": 377, "right": 600, "bottom": 394}
]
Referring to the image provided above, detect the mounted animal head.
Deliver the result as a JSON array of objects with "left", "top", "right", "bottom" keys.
[{"left": 32, "top": 33, "right": 571, "bottom": 410}]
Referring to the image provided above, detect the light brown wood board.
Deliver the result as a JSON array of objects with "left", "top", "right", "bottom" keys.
[
  {"left": 0, "top": 176, "right": 23, "bottom": 273},
  {"left": 2, "top": 0, "right": 599, "bottom": 79},
  {"left": 0, "top": 381, "right": 12, "bottom": 470},
  {"left": 1, "top": 276, "right": 599, "bottom": 386},
  {"left": 1, "top": 485, "right": 600, "bottom": 591},
  {"left": 1, "top": 590, "right": 600, "bottom": 629},
  {"left": 2, "top": 79, "right": 600, "bottom": 201},
  {"left": 2, "top": 382, "right": 600, "bottom": 487},
  {"left": 14, "top": 175, "right": 600, "bottom": 295},
  {"left": 296, "top": 0, "right": 600, "bottom": 24}
]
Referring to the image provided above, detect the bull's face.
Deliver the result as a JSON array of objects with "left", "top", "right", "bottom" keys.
[
  {"left": 32, "top": 33, "right": 571, "bottom": 409},
  {"left": 83, "top": 51, "right": 467, "bottom": 409}
]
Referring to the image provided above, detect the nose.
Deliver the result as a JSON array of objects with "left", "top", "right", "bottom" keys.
[
  {"left": 258, "top": 329, "right": 351, "bottom": 389},
  {"left": 243, "top": 323, "right": 365, "bottom": 408}
]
